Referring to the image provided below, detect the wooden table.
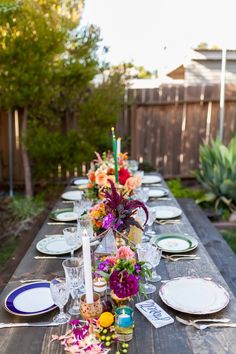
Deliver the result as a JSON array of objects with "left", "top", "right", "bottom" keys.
[{"left": 0, "top": 178, "right": 236, "bottom": 354}]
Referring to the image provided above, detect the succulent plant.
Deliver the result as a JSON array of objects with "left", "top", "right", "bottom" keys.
[{"left": 195, "top": 137, "right": 236, "bottom": 211}]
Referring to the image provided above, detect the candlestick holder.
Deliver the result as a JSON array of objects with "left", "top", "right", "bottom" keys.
[{"left": 80, "top": 293, "right": 103, "bottom": 337}]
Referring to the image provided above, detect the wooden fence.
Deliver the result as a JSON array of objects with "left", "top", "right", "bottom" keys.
[
  {"left": 117, "top": 84, "right": 236, "bottom": 178},
  {"left": 1, "top": 83, "right": 236, "bottom": 185}
]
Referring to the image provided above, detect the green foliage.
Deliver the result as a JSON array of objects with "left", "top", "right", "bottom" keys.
[
  {"left": 221, "top": 229, "right": 236, "bottom": 254},
  {"left": 167, "top": 178, "right": 204, "bottom": 200},
  {"left": 0, "top": 238, "right": 18, "bottom": 267},
  {"left": 195, "top": 137, "right": 236, "bottom": 211},
  {"left": 7, "top": 195, "right": 44, "bottom": 221}
]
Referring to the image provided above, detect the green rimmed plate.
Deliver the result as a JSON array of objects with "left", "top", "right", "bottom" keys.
[
  {"left": 151, "top": 233, "right": 198, "bottom": 253},
  {"left": 50, "top": 208, "right": 77, "bottom": 222}
]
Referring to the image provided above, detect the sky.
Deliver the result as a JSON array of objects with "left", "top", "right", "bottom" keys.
[{"left": 81, "top": 0, "right": 236, "bottom": 72}]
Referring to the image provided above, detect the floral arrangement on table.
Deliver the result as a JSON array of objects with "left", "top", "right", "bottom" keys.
[
  {"left": 89, "top": 179, "right": 148, "bottom": 233},
  {"left": 85, "top": 151, "right": 141, "bottom": 200},
  {"left": 96, "top": 245, "right": 150, "bottom": 300}
]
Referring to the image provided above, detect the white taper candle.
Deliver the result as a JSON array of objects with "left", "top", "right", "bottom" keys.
[
  {"left": 117, "top": 137, "right": 121, "bottom": 155},
  {"left": 82, "top": 229, "right": 94, "bottom": 304}
]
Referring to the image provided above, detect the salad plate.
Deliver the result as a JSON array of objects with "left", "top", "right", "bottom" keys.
[
  {"left": 50, "top": 208, "right": 77, "bottom": 222},
  {"left": 36, "top": 235, "right": 81, "bottom": 255},
  {"left": 151, "top": 233, "right": 198, "bottom": 253},
  {"left": 148, "top": 188, "right": 168, "bottom": 198},
  {"left": 61, "top": 191, "right": 83, "bottom": 201},
  {"left": 5, "top": 282, "right": 57, "bottom": 316},
  {"left": 73, "top": 178, "right": 89, "bottom": 186},
  {"left": 142, "top": 175, "right": 162, "bottom": 184},
  {"left": 155, "top": 206, "right": 182, "bottom": 219},
  {"left": 159, "top": 277, "right": 229, "bottom": 314}
]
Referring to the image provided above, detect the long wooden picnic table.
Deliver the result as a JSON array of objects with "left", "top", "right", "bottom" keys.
[{"left": 0, "top": 176, "right": 236, "bottom": 354}]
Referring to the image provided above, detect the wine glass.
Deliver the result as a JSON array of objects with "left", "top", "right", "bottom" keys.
[
  {"left": 63, "top": 257, "right": 84, "bottom": 315},
  {"left": 137, "top": 243, "right": 157, "bottom": 294},
  {"left": 50, "top": 278, "right": 70, "bottom": 324},
  {"left": 63, "top": 226, "right": 81, "bottom": 257},
  {"left": 77, "top": 215, "right": 94, "bottom": 240},
  {"left": 147, "top": 245, "right": 162, "bottom": 282},
  {"left": 73, "top": 201, "right": 84, "bottom": 217}
]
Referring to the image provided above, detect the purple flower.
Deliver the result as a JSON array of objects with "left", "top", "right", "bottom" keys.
[
  {"left": 102, "top": 212, "right": 115, "bottom": 229},
  {"left": 109, "top": 269, "right": 139, "bottom": 298},
  {"left": 135, "top": 263, "right": 142, "bottom": 274},
  {"left": 97, "top": 260, "right": 110, "bottom": 272}
]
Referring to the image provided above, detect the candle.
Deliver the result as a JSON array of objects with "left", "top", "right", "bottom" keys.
[
  {"left": 93, "top": 277, "right": 107, "bottom": 293},
  {"left": 82, "top": 229, "right": 94, "bottom": 304},
  {"left": 111, "top": 127, "right": 119, "bottom": 183},
  {"left": 116, "top": 307, "right": 133, "bottom": 328},
  {"left": 117, "top": 137, "right": 121, "bottom": 155}
]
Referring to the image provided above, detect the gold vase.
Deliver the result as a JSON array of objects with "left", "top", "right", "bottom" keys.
[{"left": 110, "top": 290, "right": 131, "bottom": 307}]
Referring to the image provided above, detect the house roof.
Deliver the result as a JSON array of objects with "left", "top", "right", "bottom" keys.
[{"left": 191, "top": 49, "right": 236, "bottom": 61}]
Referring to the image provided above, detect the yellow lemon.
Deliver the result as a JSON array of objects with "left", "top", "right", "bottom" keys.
[{"left": 99, "top": 312, "right": 114, "bottom": 328}]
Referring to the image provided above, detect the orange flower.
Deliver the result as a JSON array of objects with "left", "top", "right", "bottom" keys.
[
  {"left": 107, "top": 167, "right": 114, "bottom": 175},
  {"left": 95, "top": 172, "right": 108, "bottom": 186},
  {"left": 88, "top": 183, "right": 94, "bottom": 189},
  {"left": 88, "top": 171, "right": 95, "bottom": 182},
  {"left": 134, "top": 175, "right": 142, "bottom": 188},
  {"left": 124, "top": 176, "right": 137, "bottom": 191}
]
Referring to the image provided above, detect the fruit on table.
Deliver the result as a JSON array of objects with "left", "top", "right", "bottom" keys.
[{"left": 99, "top": 311, "right": 114, "bottom": 328}]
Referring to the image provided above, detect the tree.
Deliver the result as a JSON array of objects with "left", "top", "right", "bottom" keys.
[{"left": 0, "top": 0, "right": 84, "bottom": 197}]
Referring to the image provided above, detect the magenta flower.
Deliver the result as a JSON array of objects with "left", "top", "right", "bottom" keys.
[
  {"left": 102, "top": 212, "right": 115, "bottom": 229},
  {"left": 109, "top": 269, "right": 139, "bottom": 298}
]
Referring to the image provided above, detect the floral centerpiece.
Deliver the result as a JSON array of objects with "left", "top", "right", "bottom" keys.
[
  {"left": 96, "top": 246, "right": 150, "bottom": 301},
  {"left": 86, "top": 151, "right": 141, "bottom": 200},
  {"left": 89, "top": 180, "right": 148, "bottom": 234}
]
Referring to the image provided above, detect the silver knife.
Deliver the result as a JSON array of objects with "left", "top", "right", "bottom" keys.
[
  {"left": 0, "top": 322, "right": 60, "bottom": 328},
  {"left": 47, "top": 222, "right": 77, "bottom": 226}
]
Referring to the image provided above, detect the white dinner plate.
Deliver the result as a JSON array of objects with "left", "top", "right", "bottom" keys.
[
  {"left": 50, "top": 208, "right": 78, "bottom": 222},
  {"left": 142, "top": 175, "right": 162, "bottom": 184},
  {"left": 5, "top": 282, "right": 57, "bottom": 316},
  {"left": 155, "top": 206, "right": 182, "bottom": 219},
  {"left": 61, "top": 190, "right": 83, "bottom": 201},
  {"left": 151, "top": 233, "right": 198, "bottom": 253},
  {"left": 148, "top": 188, "right": 168, "bottom": 198},
  {"left": 73, "top": 178, "right": 89, "bottom": 186},
  {"left": 159, "top": 277, "right": 229, "bottom": 314},
  {"left": 36, "top": 235, "right": 81, "bottom": 255}
]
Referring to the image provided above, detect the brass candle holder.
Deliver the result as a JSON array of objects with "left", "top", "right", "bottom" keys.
[{"left": 80, "top": 293, "right": 103, "bottom": 337}]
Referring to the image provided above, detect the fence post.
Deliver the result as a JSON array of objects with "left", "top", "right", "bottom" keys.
[{"left": 8, "top": 110, "right": 14, "bottom": 197}]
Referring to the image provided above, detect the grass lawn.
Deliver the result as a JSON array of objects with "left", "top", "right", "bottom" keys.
[{"left": 221, "top": 229, "right": 236, "bottom": 254}]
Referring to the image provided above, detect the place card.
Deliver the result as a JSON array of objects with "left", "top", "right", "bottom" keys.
[{"left": 135, "top": 299, "right": 174, "bottom": 328}]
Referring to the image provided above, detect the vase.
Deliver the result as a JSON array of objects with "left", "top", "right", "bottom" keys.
[{"left": 110, "top": 290, "right": 132, "bottom": 307}]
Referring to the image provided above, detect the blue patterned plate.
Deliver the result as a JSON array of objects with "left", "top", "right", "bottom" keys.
[{"left": 4, "top": 282, "right": 57, "bottom": 316}]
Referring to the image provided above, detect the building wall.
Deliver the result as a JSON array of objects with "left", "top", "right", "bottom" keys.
[{"left": 185, "top": 60, "right": 236, "bottom": 84}]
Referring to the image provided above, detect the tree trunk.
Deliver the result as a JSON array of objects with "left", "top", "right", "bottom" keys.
[{"left": 21, "top": 107, "right": 33, "bottom": 198}]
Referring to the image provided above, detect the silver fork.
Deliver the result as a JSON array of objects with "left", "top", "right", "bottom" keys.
[{"left": 176, "top": 316, "right": 235, "bottom": 329}]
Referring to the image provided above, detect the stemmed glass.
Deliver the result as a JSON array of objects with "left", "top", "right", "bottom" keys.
[
  {"left": 142, "top": 208, "right": 157, "bottom": 242},
  {"left": 63, "top": 227, "right": 81, "bottom": 257},
  {"left": 50, "top": 278, "right": 70, "bottom": 324},
  {"left": 128, "top": 159, "right": 139, "bottom": 174},
  {"left": 63, "top": 257, "right": 84, "bottom": 315},
  {"left": 147, "top": 245, "right": 162, "bottom": 282},
  {"left": 77, "top": 215, "right": 94, "bottom": 240},
  {"left": 137, "top": 243, "right": 158, "bottom": 294}
]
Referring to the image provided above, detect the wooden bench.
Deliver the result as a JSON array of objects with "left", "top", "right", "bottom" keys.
[{"left": 178, "top": 198, "right": 236, "bottom": 296}]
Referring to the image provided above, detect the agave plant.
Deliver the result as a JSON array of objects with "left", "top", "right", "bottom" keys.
[
  {"left": 103, "top": 179, "right": 148, "bottom": 232},
  {"left": 195, "top": 137, "right": 236, "bottom": 211}
]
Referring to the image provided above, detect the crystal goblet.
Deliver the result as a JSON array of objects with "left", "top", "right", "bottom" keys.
[
  {"left": 50, "top": 278, "right": 70, "bottom": 324},
  {"left": 63, "top": 257, "right": 84, "bottom": 315},
  {"left": 63, "top": 226, "right": 81, "bottom": 257}
]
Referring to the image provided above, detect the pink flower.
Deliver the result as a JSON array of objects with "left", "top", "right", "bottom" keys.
[
  {"left": 116, "top": 246, "right": 135, "bottom": 260},
  {"left": 106, "top": 256, "right": 117, "bottom": 265}
]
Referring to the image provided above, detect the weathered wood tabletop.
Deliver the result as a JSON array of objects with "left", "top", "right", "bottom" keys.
[{"left": 0, "top": 177, "right": 236, "bottom": 354}]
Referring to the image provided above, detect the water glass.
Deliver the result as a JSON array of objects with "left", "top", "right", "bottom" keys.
[
  {"left": 73, "top": 201, "right": 84, "bottom": 217},
  {"left": 63, "top": 226, "right": 81, "bottom": 257},
  {"left": 63, "top": 257, "right": 84, "bottom": 315},
  {"left": 50, "top": 278, "right": 70, "bottom": 324},
  {"left": 137, "top": 243, "right": 157, "bottom": 294},
  {"left": 128, "top": 160, "right": 139, "bottom": 174},
  {"left": 77, "top": 215, "right": 94, "bottom": 240}
]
